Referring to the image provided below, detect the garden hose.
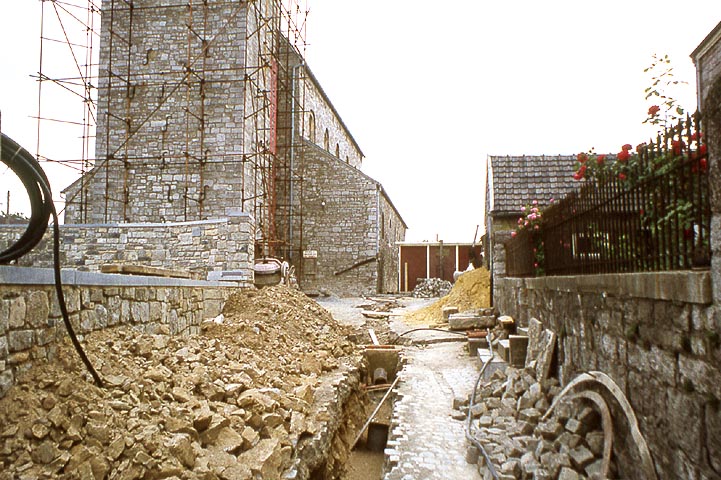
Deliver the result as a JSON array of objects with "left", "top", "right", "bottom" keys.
[{"left": 1, "top": 133, "right": 103, "bottom": 387}]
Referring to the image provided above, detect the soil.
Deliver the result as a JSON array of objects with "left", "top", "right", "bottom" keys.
[
  {"left": 403, "top": 267, "right": 492, "bottom": 325},
  {"left": 0, "top": 286, "right": 363, "bottom": 480}
]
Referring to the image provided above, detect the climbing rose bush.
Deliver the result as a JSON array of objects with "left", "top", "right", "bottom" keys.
[{"left": 512, "top": 199, "right": 550, "bottom": 276}]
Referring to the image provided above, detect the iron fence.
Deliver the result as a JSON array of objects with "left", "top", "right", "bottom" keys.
[
  {"left": 505, "top": 114, "right": 710, "bottom": 277},
  {"left": 505, "top": 227, "right": 536, "bottom": 277}
]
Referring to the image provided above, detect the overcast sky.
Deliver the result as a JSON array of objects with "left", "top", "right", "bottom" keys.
[{"left": 1, "top": 1, "right": 720, "bottom": 242}]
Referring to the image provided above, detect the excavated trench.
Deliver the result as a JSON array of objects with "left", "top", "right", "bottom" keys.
[{"left": 314, "top": 345, "right": 401, "bottom": 480}]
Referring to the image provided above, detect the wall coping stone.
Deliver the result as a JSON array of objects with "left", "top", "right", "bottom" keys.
[
  {"left": 503, "top": 270, "right": 711, "bottom": 305},
  {"left": 0, "top": 266, "right": 237, "bottom": 288},
  {"left": 0, "top": 217, "right": 241, "bottom": 230}
]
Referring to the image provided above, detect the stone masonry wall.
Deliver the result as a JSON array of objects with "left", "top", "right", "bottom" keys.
[
  {"left": 377, "top": 192, "right": 405, "bottom": 293},
  {"left": 489, "top": 216, "right": 516, "bottom": 301},
  {"left": 495, "top": 272, "right": 721, "bottom": 479},
  {"left": 0, "top": 267, "right": 236, "bottom": 398},
  {"left": 302, "top": 70, "right": 363, "bottom": 168},
  {"left": 703, "top": 67, "right": 721, "bottom": 307},
  {"left": 65, "top": 0, "right": 256, "bottom": 224},
  {"left": 295, "top": 141, "right": 380, "bottom": 296},
  {"left": 696, "top": 26, "right": 721, "bottom": 308},
  {"left": 0, "top": 214, "right": 254, "bottom": 283}
]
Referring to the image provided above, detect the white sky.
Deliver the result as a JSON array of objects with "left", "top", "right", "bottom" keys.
[{"left": 1, "top": 1, "right": 720, "bottom": 242}]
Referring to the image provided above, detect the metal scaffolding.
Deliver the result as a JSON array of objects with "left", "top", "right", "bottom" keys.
[
  {"left": 42, "top": 0, "right": 309, "bottom": 259},
  {"left": 35, "top": 0, "right": 101, "bottom": 222}
]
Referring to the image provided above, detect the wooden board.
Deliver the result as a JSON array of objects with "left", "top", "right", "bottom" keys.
[{"left": 101, "top": 264, "right": 192, "bottom": 279}]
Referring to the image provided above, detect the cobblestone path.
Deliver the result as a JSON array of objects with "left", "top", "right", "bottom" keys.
[{"left": 383, "top": 341, "right": 481, "bottom": 480}]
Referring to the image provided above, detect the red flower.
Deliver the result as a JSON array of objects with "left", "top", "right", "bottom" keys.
[
  {"left": 597, "top": 154, "right": 606, "bottom": 165},
  {"left": 617, "top": 150, "right": 630, "bottom": 162},
  {"left": 690, "top": 132, "right": 703, "bottom": 142},
  {"left": 671, "top": 140, "right": 685, "bottom": 155},
  {"left": 622, "top": 144, "right": 633, "bottom": 151},
  {"left": 618, "top": 172, "right": 627, "bottom": 181},
  {"left": 699, "top": 144, "right": 708, "bottom": 157},
  {"left": 577, "top": 152, "right": 588, "bottom": 164},
  {"left": 700, "top": 158, "right": 708, "bottom": 172},
  {"left": 648, "top": 105, "right": 660, "bottom": 116},
  {"left": 572, "top": 164, "right": 588, "bottom": 180},
  {"left": 511, "top": 231, "right": 517, "bottom": 238}
]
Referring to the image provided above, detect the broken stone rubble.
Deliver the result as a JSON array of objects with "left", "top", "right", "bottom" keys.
[
  {"left": 411, "top": 278, "right": 452, "bottom": 298},
  {"left": 0, "top": 286, "right": 367, "bottom": 480}
]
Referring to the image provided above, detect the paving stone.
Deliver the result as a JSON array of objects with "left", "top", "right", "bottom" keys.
[
  {"left": 585, "top": 430, "right": 605, "bottom": 456},
  {"left": 585, "top": 458, "right": 604, "bottom": 478},
  {"left": 382, "top": 342, "right": 479, "bottom": 480},
  {"left": 536, "top": 419, "right": 564, "bottom": 440},
  {"left": 558, "top": 466, "right": 580, "bottom": 480},
  {"left": 568, "top": 445, "right": 595, "bottom": 470}
]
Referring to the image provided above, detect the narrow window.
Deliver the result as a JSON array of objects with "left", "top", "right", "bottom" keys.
[{"left": 307, "top": 111, "right": 316, "bottom": 142}]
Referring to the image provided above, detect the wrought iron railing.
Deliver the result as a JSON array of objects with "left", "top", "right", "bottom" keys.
[{"left": 505, "top": 114, "right": 710, "bottom": 277}]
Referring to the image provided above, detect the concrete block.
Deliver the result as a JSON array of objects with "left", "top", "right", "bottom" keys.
[
  {"left": 468, "top": 337, "right": 488, "bottom": 356},
  {"left": 449, "top": 314, "right": 496, "bottom": 331},
  {"left": 442, "top": 306, "right": 459, "bottom": 320},
  {"left": 497, "top": 339, "right": 510, "bottom": 362},
  {"left": 509, "top": 335, "right": 529, "bottom": 367}
]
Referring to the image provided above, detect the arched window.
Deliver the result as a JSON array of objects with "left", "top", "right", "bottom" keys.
[
  {"left": 307, "top": 111, "right": 316, "bottom": 143},
  {"left": 324, "top": 129, "right": 329, "bottom": 151},
  {"left": 335, "top": 143, "right": 340, "bottom": 158}
]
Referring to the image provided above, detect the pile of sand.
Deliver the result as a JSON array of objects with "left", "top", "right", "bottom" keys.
[{"left": 403, "top": 267, "right": 491, "bottom": 326}]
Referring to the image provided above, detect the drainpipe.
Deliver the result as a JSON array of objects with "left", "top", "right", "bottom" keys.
[
  {"left": 289, "top": 62, "right": 302, "bottom": 262},
  {"left": 376, "top": 184, "right": 381, "bottom": 293}
]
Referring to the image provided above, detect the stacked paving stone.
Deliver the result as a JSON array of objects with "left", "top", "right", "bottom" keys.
[
  {"left": 458, "top": 366, "right": 616, "bottom": 479},
  {"left": 411, "top": 278, "right": 452, "bottom": 298}
]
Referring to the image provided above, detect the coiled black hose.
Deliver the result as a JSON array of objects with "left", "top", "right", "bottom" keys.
[{"left": 1, "top": 133, "right": 103, "bottom": 387}]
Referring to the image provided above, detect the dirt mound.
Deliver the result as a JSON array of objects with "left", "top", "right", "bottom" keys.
[
  {"left": 403, "top": 267, "right": 491, "bottom": 325},
  {"left": 0, "top": 286, "right": 360, "bottom": 479}
]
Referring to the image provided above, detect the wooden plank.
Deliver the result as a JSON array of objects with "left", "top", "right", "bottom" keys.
[
  {"left": 101, "top": 264, "right": 192, "bottom": 279},
  {"left": 361, "top": 310, "right": 402, "bottom": 319}
]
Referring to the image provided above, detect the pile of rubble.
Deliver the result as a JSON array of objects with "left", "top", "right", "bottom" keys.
[
  {"left": 457, "top": 364, "right": 616, "bottom": 479},
  {"left": 406, "top": 268, "right": 491, "bottom": 325},
  {"left": 411, "top": 278, "right": 452, "bottom": 298},
  {"left": 0, "top": 286, "right": 362, "bottom": 480}
]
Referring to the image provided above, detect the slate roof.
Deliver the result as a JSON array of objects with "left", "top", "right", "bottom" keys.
[{"left": 487, "top": 155, "right": 580, "bottom": 216}]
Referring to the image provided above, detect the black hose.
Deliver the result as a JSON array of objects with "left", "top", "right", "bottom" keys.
[
  {"left": 1, "top": 133, "right": 103, "bottom": 387},
  {"left": 465, "top": 332, "right": 499, "bottom": 480},
  {"left": 394, "top": 327, "right": 468, "bottom": 341}
]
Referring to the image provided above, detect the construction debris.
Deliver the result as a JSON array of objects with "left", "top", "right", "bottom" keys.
[
  {"left": 0, "top": 286, "right": 363, "bottom": 479},
  {"left": 460, "top": 364, "right": 618, "bottom": 479},
  {"left": 448, "top": 313, "right": 496, "bottom": 331},
  {"left": 411, "top": 278, "right": 452, "bottom": 298},
  {"left": 405, "top": 268, "right": 492, "bottom": 325}
]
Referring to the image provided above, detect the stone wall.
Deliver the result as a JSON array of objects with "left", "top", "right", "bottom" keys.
[
  {"left": 378, "top": 191, "right": 406, "bottom": 293},
  {"left": 489, "top": 216, "right": 516, "bottom": 301},
  {"left": 694, "top": 23, "right": 721, "bottom": 306},
  {"left": 0, "top": 266, "right": 236, "bottom": 398},
  {"left": 0, "top": 214, "right": 254, "bottom": 284},
  {"left": 294, "top": 141, "right": 404, "bottom": 296},
  {"left": 495, "top": 272, "right": 721, "bottom": 479},
  {"left": 302, "top": 68, "right": 363, "bottom": 168},
  {"left": 708, "top": 79, "right": 721, "bottom": 308},
  {"left": 65, "top": 0, "right": 259, "bottom": 224}
]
